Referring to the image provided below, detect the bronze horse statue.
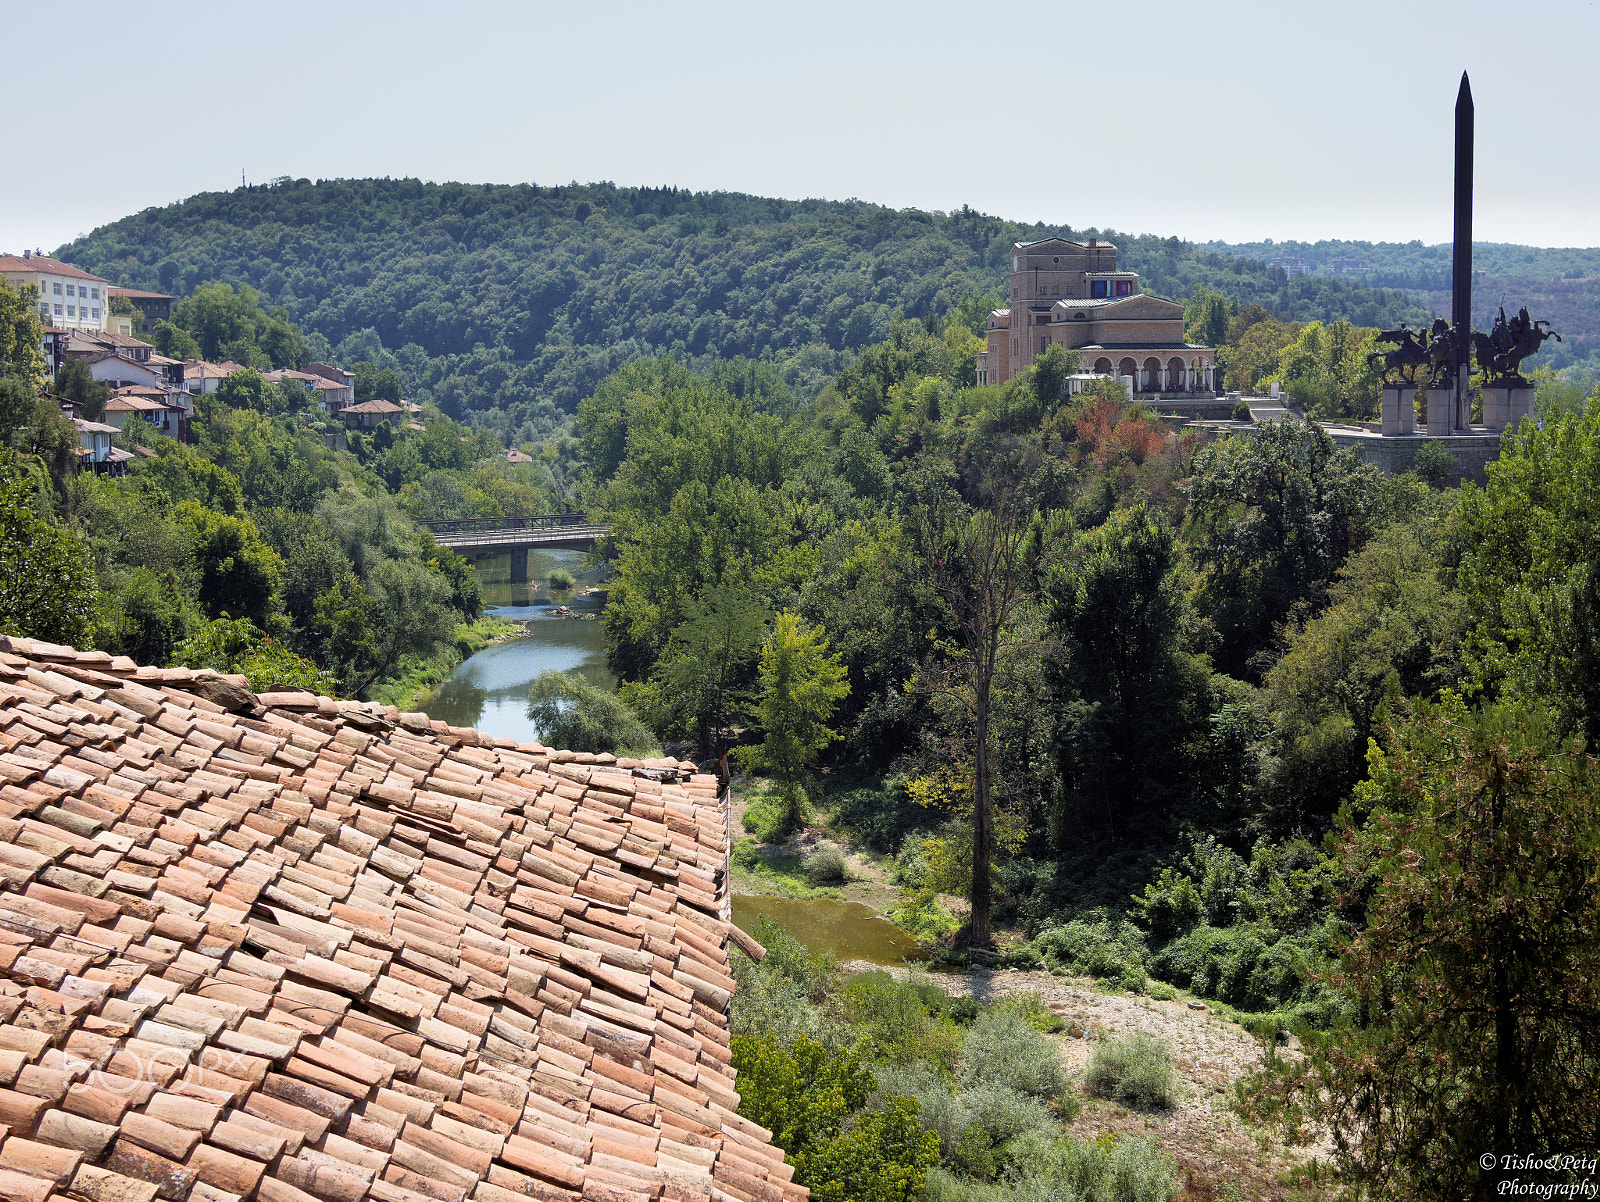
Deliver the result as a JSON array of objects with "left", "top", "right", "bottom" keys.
[
  {"left": 1369, "top": 323, "right": 1432, "bottom": 383},
  {"left": 1473, "top": 306, "right": 1561, "bottom": 383}
]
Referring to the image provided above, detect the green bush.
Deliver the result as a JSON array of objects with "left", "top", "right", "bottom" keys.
[
  {"left": 805, "top": 842, "right": 850, "bottom": 884},
  {"left": 801, "top": 1097, "right": 941, "bottom": 1202},
  {"left": 732, "top": 1034, "right": 939, "bottom": 1202},
  {"left": 1150, "top": 923, "right": 1321, "bottom": 1013},
  {"left": 1085, "top": 1032, "right": 1178, "bottom": 1111},
  {"left": 1026, "top": 917, "right": 1149, "bottom": 992},
  {"left": 1232, "top": 399, "right": 1253, "bottom": 422},
  {"left": 890, "top": 889, "right": 961, "bottom": 946},
  {"left": 731, "top": 837, "right": 763, "bottom": 871},
  {"left": 841, "top": 971, "right": 965, "bottom": 1072},
  {"left": 743, "top": 789, "right": 806, "bottom": 842},
  {"left": 729, "top": 918, "right": 837, "bottom": 1044},
  {"left": 993, "top": 991, "right": 1065, "bottom": 1034},
  {"left": 923, "top": 1131, "right": 1180, "bottom": 1202},
  {"left": 958, "top": 1007, "right": 1067, "bottom": 1102},
  {"left": 957, "top": 1081, "right": 1055, "bottom": 1147},
  {"left": 1411, "top": 439, "right": 1460, "bottom": 488},
  {"left": 546, "top": 567, "right": 576, "bottom": 590}
]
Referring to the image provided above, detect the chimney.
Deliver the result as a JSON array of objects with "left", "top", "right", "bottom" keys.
[{"left": 22, "top": 249, "right": 29, "bottom": 260}]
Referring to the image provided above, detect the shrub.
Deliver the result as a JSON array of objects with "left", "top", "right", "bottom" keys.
[
  {"left": 993, "top": 991, "right": 1065, "bottom": 1034},
  {"left": 733, "top": 1035, "right": 938, "bottom": 1202},
  {"left": 1411, "top": 439, "right": 1459, "bottom": 487},
  {"left": 923, "top": 1132, "right": 1180, "bottom": 1202},
  {"left": 1026, "top": 917, "right": 1149, "bottom": 992},
  {"left": 800, "top": 1097, "right": 941, "bottom": 1202},
  {"left": 831, "top": 774, "right": 926, "bottom": 853},
  {"left": 805, "top": 842, "right": 850, "bottom": 884},
  {"left": 731, "top": 837, "right": 763, "bottom": 871},
  {"left": 957, "top": 1081, "right": 1055, "bottom": 1147},
  {"left": 1150, "top": 923, "right": 1321, "bottom": 1013},
  {"left": 546, "top": 567, "right": 576, "bottom": 590},
  {"left": 1232, "top": 399, "right": 1253, "bottom": 422},
  {"left": 743, "top": 788, "right": 808, "bottom": 843},
  {"left": 958, "top": 1007, "right": 1068, "bottom": 1102},
  {"left": 842, "top": 971, "right": 964, "bottom": 1071},
  {"left": 948, "top": 997, "right": 980, "bottom": 1026},
  {"left": 1085, "top": 1032, "right": 1178, "bottom": 1110}
]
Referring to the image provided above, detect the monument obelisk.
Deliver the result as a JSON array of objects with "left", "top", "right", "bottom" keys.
[{"left": 1451, "top": 72, "right": 1473, "bottom": 427}]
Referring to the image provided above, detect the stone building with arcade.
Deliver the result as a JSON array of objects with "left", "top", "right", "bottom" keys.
[{"left": 976, "top": 238, "right": 1218, "bottom": 394}]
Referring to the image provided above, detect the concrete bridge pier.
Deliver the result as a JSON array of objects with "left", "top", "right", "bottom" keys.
[{"left": 510, "top": 547, "right": 529, "bottom": 583}]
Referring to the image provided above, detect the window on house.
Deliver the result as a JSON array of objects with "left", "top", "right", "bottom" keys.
[
  {"left": 66, "top": 306, "right": 75, "bottom": 318},
  {"left": 1114, "top": 280, "right": 1133, "bottom": 297},
  {"left": 1091, "top": 280, "right": 1108, "bottom": 298},
  {"left": 90, "top": 287, "right": 98, "bottom": 299},
  {"left": 39, "top": 306, "right": 49, "bottom": 321},
  {"left": 92, "top": 308, "right": 100, "bottom": 320},
  {"left": 53, "top": 304, "right": 62, "bottom": 316},
  {"left": 1040, "top": 337, "right": 1048, "bottom": 353},
  {"left": 77, "top": 286, "right": 86, "bottom": 297},
  {"left": 52, "top": 283, "right": 61, "bottom": 295}
]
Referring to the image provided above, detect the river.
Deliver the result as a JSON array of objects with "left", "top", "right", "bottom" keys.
[{"left": 420, "top": 548, "right": 612, "bottom": 743}]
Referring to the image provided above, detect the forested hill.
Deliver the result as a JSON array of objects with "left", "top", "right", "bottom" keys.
[
  {"left": 58, "top": 178, "right": 1426, "bottom": 438},
  {"left": 1208, "top": 237, "right": 1600, "bottom": 369}
]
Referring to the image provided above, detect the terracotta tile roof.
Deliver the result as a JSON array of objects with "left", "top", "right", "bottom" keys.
[
  {"left": 0, "top": 638, "right": 794, "bottom": 1202},
  {"left": 343, "top": 401, "right": 403, "bottom": 415},
  {"left": 0, "top": 257, "right": 110, "bottom": 283},
  {"left": 108, "top": 288, "right": 177, "bottom": 302}
]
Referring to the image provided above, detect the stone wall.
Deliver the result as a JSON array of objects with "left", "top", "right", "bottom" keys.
[{"left": 1323, "top": 429, "right": 1504, "bottom": 485}]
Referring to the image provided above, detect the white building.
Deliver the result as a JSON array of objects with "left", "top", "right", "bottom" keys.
[{"left": 0, "top": 251, "right": 111, "bottom": 332}]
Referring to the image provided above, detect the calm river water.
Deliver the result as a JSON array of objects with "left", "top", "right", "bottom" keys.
[{"left": 421, "top": 549, "right": 613, "bottom": 743}]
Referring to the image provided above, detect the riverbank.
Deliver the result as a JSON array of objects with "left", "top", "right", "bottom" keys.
[{"left": 371, "top": 613, "right": 520, "bottom": 711}]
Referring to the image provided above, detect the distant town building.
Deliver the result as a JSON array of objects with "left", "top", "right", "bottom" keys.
[
  {"left": 0, "top": 251, "right": 111, "bottom": 332},
  {"left": 103, "top": 387, "right": 187, "bottom": 439},
  {"left": 1326, "top": 258, "right": 1370, "bottom": 275},
  {"left": 341, "top": 398, "right": 403, "bottom": 429},
  {"left": 976, "top": 238, "right": 1218, "bottom": 394},
  {"left": 1267, "top": 256, "right": 1312, "bottom": 278},
  {"left": 107, "top": 286, "right": 176, "bottom": 334}
]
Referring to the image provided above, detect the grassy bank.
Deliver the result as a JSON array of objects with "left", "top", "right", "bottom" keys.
[{"left": 370, "top": 614, "right": 519, "bottom": 711}]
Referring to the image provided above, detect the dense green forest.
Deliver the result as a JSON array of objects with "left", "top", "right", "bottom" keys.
[
  {"left": 1209, "top": 237, "right": 1600, "bottom": 374},
  {"left": 54, "top": 179, "right": 1428, "bottom": 441}
]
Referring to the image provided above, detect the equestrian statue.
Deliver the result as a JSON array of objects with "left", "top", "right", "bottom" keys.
[
  {"left": 1472, "top": 306, "right": 1561, "bottom": 384},
  {"left": 1369, "top": 323, "right": 1433, "bottom": 384}
]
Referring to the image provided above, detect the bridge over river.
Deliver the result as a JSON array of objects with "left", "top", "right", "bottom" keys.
[{"left": 415, "top": 514, "right": 610, "bottom": 580}]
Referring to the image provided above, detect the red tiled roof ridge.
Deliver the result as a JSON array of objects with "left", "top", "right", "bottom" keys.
[{"left": 0, "top": 637, "right": 792, "bottom": 1202}]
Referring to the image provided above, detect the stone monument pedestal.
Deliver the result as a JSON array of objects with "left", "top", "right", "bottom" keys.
[
  {"left": 1424, "top": 385, "right": 1454, "bottom": 437},
  {"left": 1481, "top": 383, "right": 1532, "bottom": 433},
  {"left": 1381, "top": 384, "right": 1416, "bottom": 435}
]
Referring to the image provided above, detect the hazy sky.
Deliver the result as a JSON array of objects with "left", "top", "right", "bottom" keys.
[{"left": 6, "top": 0, "right": 1599, "bottom": 254}]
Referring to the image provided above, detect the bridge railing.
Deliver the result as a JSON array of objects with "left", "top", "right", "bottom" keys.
[{"left": 415, "top": 513, "right": 593, "bottom": 536}]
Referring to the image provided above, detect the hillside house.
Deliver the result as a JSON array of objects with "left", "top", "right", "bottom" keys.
[
  {"left": 103, "top": 386, "right": 187, "bottom": 438},
  {"left": 106, "top": 284, "right": 175, "bottom": 333},
  {"left": 342, "top": 398, "right": 403, "bottom": 428},
  {"left": 0, "top": 251, "right": 110, "bottom": 332}
]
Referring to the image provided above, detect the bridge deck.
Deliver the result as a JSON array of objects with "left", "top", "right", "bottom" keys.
[{"left": 429, "top": 524, "right": 609, "bottom": 552}]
